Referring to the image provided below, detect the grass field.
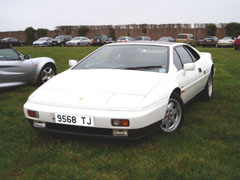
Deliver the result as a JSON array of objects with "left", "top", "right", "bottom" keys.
[{"left": 0, "top": 46, "right": 240, "bottom": 180}]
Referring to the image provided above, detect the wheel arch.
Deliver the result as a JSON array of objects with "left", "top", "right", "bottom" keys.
[{"left": 31, "top": 58, "right": 56, "bottom": 83}]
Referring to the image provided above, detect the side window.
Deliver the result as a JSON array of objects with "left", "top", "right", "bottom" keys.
[
  {"left": 173, "top": 49, "right": 183, "bottom": 71},
  {"left": 183, "top": 45, "right": 200, "bottom": 61},
  {"left": 175, "top": 46, "right": 193, "bottom": 64},
  {"left": 0, "top": 49, "right": 20, "bottom": 61}
]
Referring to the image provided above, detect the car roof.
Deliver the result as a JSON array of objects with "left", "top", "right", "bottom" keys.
[{"left": 105, "top": 41, "right": 182, "bottom": 47}]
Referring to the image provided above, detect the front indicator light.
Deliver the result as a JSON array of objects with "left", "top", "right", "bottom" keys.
[
  {"left": 111, "top": 119, "right": 129, "bottom": 127},
  {"left": 28, "top": 110, "right": 39, "bottom": 118},
  {"left": 112, "top": 129, "right": 128, "bottom": 136}
]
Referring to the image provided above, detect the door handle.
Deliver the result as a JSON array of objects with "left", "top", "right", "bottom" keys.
[{"left": 198, "top": 68, "right": 202, "bottom": 73}]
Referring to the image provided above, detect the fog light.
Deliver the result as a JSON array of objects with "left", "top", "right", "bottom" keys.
[
  {"left": 111, "top": 119, "right": 129, "bottom": 127},
  {"left": 33, "top": 121, "right": 46, "bottom": 128},
  {"left": 112, "top": 129, "right": 128, "bottom": 136},
  {"left": 28, "top": 110, "right": 39, "bottom": 118}
]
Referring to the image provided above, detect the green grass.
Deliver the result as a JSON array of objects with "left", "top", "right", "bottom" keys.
[{"left": 0, "top": 46, "right": 240, "bottom": 180}]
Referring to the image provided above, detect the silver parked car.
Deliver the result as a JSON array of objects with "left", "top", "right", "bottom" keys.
[
  {"left": 66, "top": 36, "right": 91, "bottom": 47},
  {"left": 0, "top": 47, "right": 56, "bottom": 89},
  {"left": 32, "top": 37, "right": 54, "bottom": 47}
]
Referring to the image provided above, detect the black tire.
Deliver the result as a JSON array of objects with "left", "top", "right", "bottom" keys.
[
  {"left": 202, "top": 73, "right": 213, "bottom": 100},
  {"left": 160, "top": 93, "right": 184, "bottom": 133},
  {"left": 77, "top": 43, "right": 80, "bottom": 47},
  {"left": 37, "top": 64, "right": 56, "bottom": 85}
]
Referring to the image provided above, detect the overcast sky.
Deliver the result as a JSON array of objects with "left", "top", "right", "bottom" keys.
[{"left": 1, "top": 0, "right": 240, "bottom": 32}]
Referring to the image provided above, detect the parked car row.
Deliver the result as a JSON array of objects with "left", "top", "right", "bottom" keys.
[{"left": 1, "top": 34, "right": 240, "bottom": 50}]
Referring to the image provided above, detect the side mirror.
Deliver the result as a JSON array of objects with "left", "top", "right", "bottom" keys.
[
  {"left": 183, "top": 63, "right": 195, "bottom": 75},
  {"left": 24, "top": 54, "right": 31, "bottom": 59},
  {"left": 69, "top": 59, "right": 78, "bottom": 67}
]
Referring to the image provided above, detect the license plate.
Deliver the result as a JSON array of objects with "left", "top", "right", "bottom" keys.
[
  {"left": 55, "top": 113, "right": 94, "bottom": 127},
  {"left": 206, "top": 40, "right": 211, "bottom": 42}
]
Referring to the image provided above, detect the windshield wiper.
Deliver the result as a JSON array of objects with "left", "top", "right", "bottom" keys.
[{"left": 116, "top": 65, "right": 163, "bottom": 70}]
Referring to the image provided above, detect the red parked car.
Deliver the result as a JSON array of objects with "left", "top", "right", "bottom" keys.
[{"left": 234, "top": 35, "right": 240, "bottom": 50}]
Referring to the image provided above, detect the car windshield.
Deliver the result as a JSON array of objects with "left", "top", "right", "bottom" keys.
[
  {"left": 134, "top": 37, "right": 143, "bottom": 40},
  {"left": 55, "top": 36, "right": 64, "bottom": 40},
  {"left": 38, "top": 38, "right": 48, "bottom": 41},
  {"left": 118, "top": 37, "right": 127, "bottom": 40},
  {"left": 73, "top": 45, "right": 169, "bottom": 73},
  {"left": 223, "top": 37, "right": 232, "bottom": 40},
  {"left": 72, "top": 37, "right": 81, "bottom": 40},
  {"left": 177, "top": 35, "right": 187, "bottom": 39},
  {"left": 93, "top": 35, "right": 102, "bottom": 40}
]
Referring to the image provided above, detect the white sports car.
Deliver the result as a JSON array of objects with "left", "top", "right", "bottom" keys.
[{"left": 24, "top": 42, "right": 214, "bottom": 139}]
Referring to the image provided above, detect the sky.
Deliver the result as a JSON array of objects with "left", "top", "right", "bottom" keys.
[{"left": 0, "top": 0, "right": 240, "bottom": 32}]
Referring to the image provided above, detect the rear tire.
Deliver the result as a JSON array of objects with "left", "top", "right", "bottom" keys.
[{"left": 160, "top": 93, "right": 184, "bottom": 133}]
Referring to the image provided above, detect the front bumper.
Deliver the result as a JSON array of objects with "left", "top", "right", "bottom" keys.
[
  {"left": 24, "top": 99, "right": 168, "bottom": 139},
  {"left": 217, "top": 43, "right": 234, "bottom": 47},
  {"left": 27, "top": 118, "right": 162, "bottom": 140}
]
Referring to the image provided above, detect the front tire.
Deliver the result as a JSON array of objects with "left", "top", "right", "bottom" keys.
[
  {"left": 37, "top": 64, "right": 56, "bottom": 85},
  {"left": 160, "top": 93, "right": 184, "bottom": 133}
]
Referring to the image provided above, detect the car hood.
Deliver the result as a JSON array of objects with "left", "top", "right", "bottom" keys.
[
  {"left": 67, "top": 40, "right": 79, "bottom": 43},
  {"left": 33, "top": 40, "right": 46, "bottom": 44},
  {"left": 218, "top": 39, "right": 234, "bottom": 43},
  {"left": 29, "top": 69, "right": 166, "bottom": 109}
]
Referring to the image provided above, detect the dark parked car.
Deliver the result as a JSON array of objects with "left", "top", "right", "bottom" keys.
[
  {"left": 2, "top": 37, "right": 23, "bottom": 47},
  {"left": 197, "top": 39, "right": 204, "bottom": 46},
  {"left": 158, "top": 37, "right": 175, "bottom": 42},
  {"left": 202, "top": 36, "right": 218, "bottom": 47},
  {"left": 234, "top": 35, "right": 240, "bottom": 50},
  {"left": 134, "top": 36, "right": 152, "bottom": 41},
  {"left": 92, "top": 35, "right": 109, "bottom": 46},
  {"left": 52, "top": 35, "right": 72, "bottom": 46}
]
